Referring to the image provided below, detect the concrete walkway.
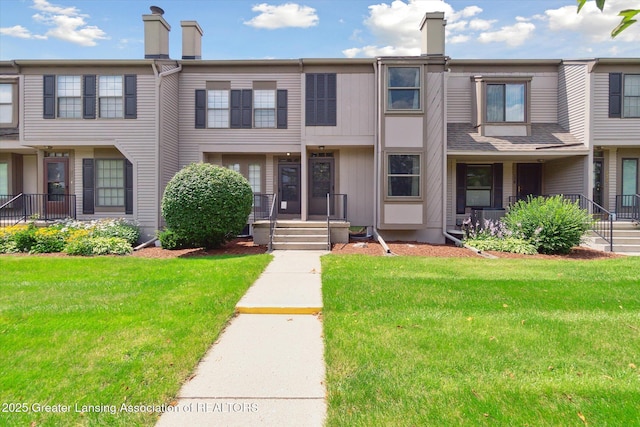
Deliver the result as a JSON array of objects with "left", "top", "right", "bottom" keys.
[{"left": 156, "top": 250, "right": 328, "bottom": 427}]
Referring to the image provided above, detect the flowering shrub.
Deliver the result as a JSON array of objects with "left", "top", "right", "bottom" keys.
[
  {"left": 465, "top": 237, "right": 538, "bottom": 255},
  {"left": 462, "top": 218, "right": 509, "bottom": 240},
  {"left": 0, "top": 218, "right": 139, "bottom": 255},
  {"left": 64, "top": 237, "right": 132, "bottom": 256}
]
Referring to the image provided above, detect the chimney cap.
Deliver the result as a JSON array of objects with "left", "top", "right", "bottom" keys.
[{"left": 150, "top": 6, "right": 164, "bottom": 15}]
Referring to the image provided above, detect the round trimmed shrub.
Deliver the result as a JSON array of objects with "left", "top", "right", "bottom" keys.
[
  {"left": 504, "top": 195, "right": 593, "bottom": 254},
  {"left": 161, "top": 163, "right": 253, "bottom": 249}
]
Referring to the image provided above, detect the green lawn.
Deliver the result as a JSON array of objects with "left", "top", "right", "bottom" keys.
[
  {"left": 322, "top": 255, "right": 640, "bottom": 426},
  {"left": 0, "top": 254, "right": 271, "bottom": 426}
]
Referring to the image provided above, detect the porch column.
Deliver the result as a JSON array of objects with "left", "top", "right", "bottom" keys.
[{"left": 608, "top": 147, "right": 617, "bottom": 212}]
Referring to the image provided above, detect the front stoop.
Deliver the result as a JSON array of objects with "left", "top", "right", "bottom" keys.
[
  {"left": 252, "top": 220, "right": 349, "bottom": 249},
  {"left": 583, "top": 221, "right": 640, "bottom": 254}
]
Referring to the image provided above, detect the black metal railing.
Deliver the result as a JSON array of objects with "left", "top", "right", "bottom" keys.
[
  {"left": 0, "top": 194, "right": 77, "bottom": 225},
  {"left": 327, "top": 193, "right": 348, "bottom": 222},
  {"left": 251, "top": 193, "right": 274, "bottom": 223},
  {"left": 615, "top": 194, "right": 640, "bottom": 221},
  {"left": 508, "top": 194, "right": 613, "bottom": 251},
  {"left": 268, "top": 194, "right": 278, "bottom": 252}
]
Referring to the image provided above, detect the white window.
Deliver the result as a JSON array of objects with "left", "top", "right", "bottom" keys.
[
  {"left": 624, "top": 74, "right": 640, "bottom": 118},
  {"left": 248, "top": 164, "right": 261, "bottom": 193},
  {"left": 227, "top": 163, "right": 240, "bottom": 173},
  {"left": 486, "top": 83, "right": 525, "bottom": 122},
  {"left": 57, "top": 76, "right": 82, "bottom": 118},
  {"left": 96, "top": 159, "right": 125, "bottom": 207},
  {"left": 254, "top": 90, "right": 276, "bottom": 128},
  {"left": 387, "top": 154, "right": 420, "bottom": 197},
  {"left": 388, "top": 67, "right": 420, "bottom": 110},
  {"left": 0, "top": 83, "right": 13, "bottom": 125},
  {"left": 99, "top": 76, "right": 123, "bottom": 118},
  {"left": 466, "top": 165, "right": 493, "bottom": 207},
  {"left": 208, "top": 89, "right": 229, "bottom": 128}
]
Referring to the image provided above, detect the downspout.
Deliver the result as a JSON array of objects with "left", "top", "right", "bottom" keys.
[{"left": 372, "top": 58, "right": 392, "bottom": 254}]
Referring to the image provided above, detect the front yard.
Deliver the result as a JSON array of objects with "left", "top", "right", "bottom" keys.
[
  {"left": 0, "top": 254, "right": 272, "bottom": 426},
  {"left": 322, "top": 255, "right": 640, "bottom": 426}
]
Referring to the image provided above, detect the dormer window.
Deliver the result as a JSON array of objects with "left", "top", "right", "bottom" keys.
[
  {"left": 486, "top": 83, "right": 525, "bottom": 122},
  {"left": 471, "top": 76, "right": 532, "bottom": 136}
]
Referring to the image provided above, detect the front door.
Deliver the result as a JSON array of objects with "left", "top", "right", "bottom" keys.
[
  {"left": 516, "top": 163, "right": 542, "bottom": 200},
  {"left": 44, "top": 157, "right": 69, "bottom": 218},
  {"left": 593, "top": 157, "right": 604, "bottom": 206},
  {"left": 278, "top": 163, "right": 301, "bottom": 215},
  {"left": 309, "top": 157, "right": 335, "bottom": 215}
]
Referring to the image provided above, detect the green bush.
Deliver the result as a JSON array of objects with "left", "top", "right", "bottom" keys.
[
  {"left": 161, "top": 163, "right": 254, "bottom": 249},
  {"left": 64, "top": 237, "right": 132, "bottom": 256},
  {"left": 465, "top": 237, "right": 538, "bottom": 255},
  {"left": 32, "top": 228, "right": 67, "bottom": 253},
  {"left": 13, "top": 224, "right": 37, "bottom": 252},
  {"left": 91, "top": 219, "right": 140, "bottom": 245},
  {"left": 157, "top": 228, "right": 186, "bottom": 250},
  {"left": 504, "top": 195, "right": 592, "bottom": 254}
]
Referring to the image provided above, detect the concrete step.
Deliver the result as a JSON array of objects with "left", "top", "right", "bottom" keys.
[
  {"left": 612, "top": 244, "right": 640, "bottom": 253},
  {"left": 272, "top": 242, "right": 329, "bottom": 251},
  {"left": 591, "top": 236, "right": 640, "bottom": 245},
  {"left": 274, "top": 227, "right": 329, "bottom": 236},
  {"left": 272, "top": 234, "right": 327, "bottom": 243},
  {"left": 275, "top": 221, "right": 329, "bottom": 228}
]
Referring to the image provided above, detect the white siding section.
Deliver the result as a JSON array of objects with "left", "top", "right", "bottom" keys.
[
  {"left": 338, "top": 147, "right": 374, "bottom": 226},
  {"left": 178, "top": 72, "right": 302, "bottom": 166},
  {"left": 304, "top": 73, "right": 374, "bottom": 143},
  {"left": 558, "top": 64, "right": 587, "bottom": 142},
  {"left": 530, "top": 74, "right": 558, "bottom": 123},
  {"left": 426, "top": 72, "right": 444, "bottom": 229},
  {"left": 544, "top": 156, "right": 587, "bottom": 195},
  {"left": 592, "top": 73, "right": 640, "bottom": 144}
]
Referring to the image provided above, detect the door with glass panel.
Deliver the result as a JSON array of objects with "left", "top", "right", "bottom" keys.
[
  {"left": 309, "top": 156, "right": 334, "bottom": 216},
  {"left": 44, "top": 157, "right": 69, "bottom": 218},
  {"left": 278, "top": 163, "right": 301, "bottom": 215}
]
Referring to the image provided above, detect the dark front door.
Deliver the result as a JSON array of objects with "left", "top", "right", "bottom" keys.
[
  {"left": 309, "top": 157, "right": 334, "bottom": 215},
  {"left": 516, "top": 163, "right": 542, "bottom": 200},
  {"left": 44, "top": 157, "right": 69, "bottom": 218},
  {"left": 593, "top": 157, "right": 604, "bottom": 206},
  {"left": 278, "top": 163, "right": 301, "bottom": 215}
]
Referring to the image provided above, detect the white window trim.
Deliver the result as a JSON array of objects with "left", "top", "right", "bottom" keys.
[
  {"left": 386, "top": 66, "right": 422, "bottom": 113},
  {"left": 385, "top": 152, "right": 422, "bottom": 200}
]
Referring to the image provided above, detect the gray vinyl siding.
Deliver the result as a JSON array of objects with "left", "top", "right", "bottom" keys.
[
  {"left": 592, "top": 73, "right": 640, "bottom": 144},
  {"left": 178, "top": 72, "right": 301, "bottom": 166},
  {"left": 446, "top": 72, "right": 558, "bottom": 124},
  {"left": 446, "top": 75, "right": 471, "bottom": 123},
  {"left": 338, "top": 147, "right": 374, "bottom": 227},
  {"left": 304, "top": 73, "right": 375, "bottom": 141},
  {"left": 425, "top": 72, "right": 444, "bottom": 229},
  {"left": 544, "top": 156, "right": 587, "bottom": 195},
  {"left": 23, "top": 73, "right": 160, "bottom": 239},
  {"left": 558, "top": 63, "right": 587, "bottom": 142},
  {"left": 159, "top": 67, "right": 180, "bottom": 215}
]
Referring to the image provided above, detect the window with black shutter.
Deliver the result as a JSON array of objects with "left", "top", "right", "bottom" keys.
[{"left": 306, "top": 73, "right": 336, "bottom": 126}]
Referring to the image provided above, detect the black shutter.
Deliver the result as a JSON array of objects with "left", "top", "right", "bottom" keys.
[
  {"left": 305, "top": 73, "right": 337, "bottom": 126},
  {"left": 609, "top": 73, "right": 622, "bottom": 118},
  {"left": 82, "top": 159, "right": 95, "bottom": 214},
  {"left": 241, "top": 89, "right": 252, "bottom": 128},
  {"left": 277, "top": 89, "right": 287, "bottom": 129},
  {"left": 230, "top": 89, "right": 241, "bottom": 128},
  {"left": 456, "top": 163, "right": 466, "bottom": 214},
  {"left": 124, "top": 74, "right": 137, "bottom": 119},
  {"left": 305, "top": 74, "right": 316, "bottom": 125},
  {"left": 83, "top": 75, "right": 96, "bottom": 119},
  {"left": 125, "top": 159, "right": 133, "bottom": 214},
  {"left": 327, "top": 73, "right": 337, "bottom": 126},
  {"left": 195, "top": 89, "right": 206, "bottom": 128},
  {"left": 493, "top": 163, "right": 503, "bottom": 208},
  {"left": 43, "top": 75, "right": 56, "bottom": 119}
]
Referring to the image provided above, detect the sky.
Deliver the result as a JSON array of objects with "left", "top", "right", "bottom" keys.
[{"left": 0, "top": 0, "right": 638, "bottom": 61}]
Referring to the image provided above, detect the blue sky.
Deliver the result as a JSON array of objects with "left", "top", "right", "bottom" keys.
[{"left": 0, "top": 0, "right": 638, "bottom": 61}]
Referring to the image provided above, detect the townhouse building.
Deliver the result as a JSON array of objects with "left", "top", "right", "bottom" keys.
[{"left": 1, "top": 8, "right": 638, "bottom": 248}]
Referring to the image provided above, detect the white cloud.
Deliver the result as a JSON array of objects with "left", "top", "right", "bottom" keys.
[
  {"left": 469, "top": 19, "right": 496, "bottom": 31},
  {"left": 477, "top": 22, "right": 536, "bottom": 47},
  {"left": 449, "top": 34, "right": 470, "bottom": 44},
  {"left": 14, "top": 0, "right": 109, "bottom": 46},
  {"left": 0, "top": 25, "right": 46, "bottom": 39},
  {"left": 244, "top": 3, "right": 319, "bottom": 29},
  {"left": 544, "top": 0, "right": 640, "bottom": 42}
]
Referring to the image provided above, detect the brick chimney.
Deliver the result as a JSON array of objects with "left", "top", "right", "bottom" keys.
[
  {"left": 181, "top": 21, "right": 203, "bottom": 60},
  {"left": 419, "top": 12, "right": 446, "bottom": 56},
  {"left": 143, "top": 6, "right": 171, "bottom": 59}
]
